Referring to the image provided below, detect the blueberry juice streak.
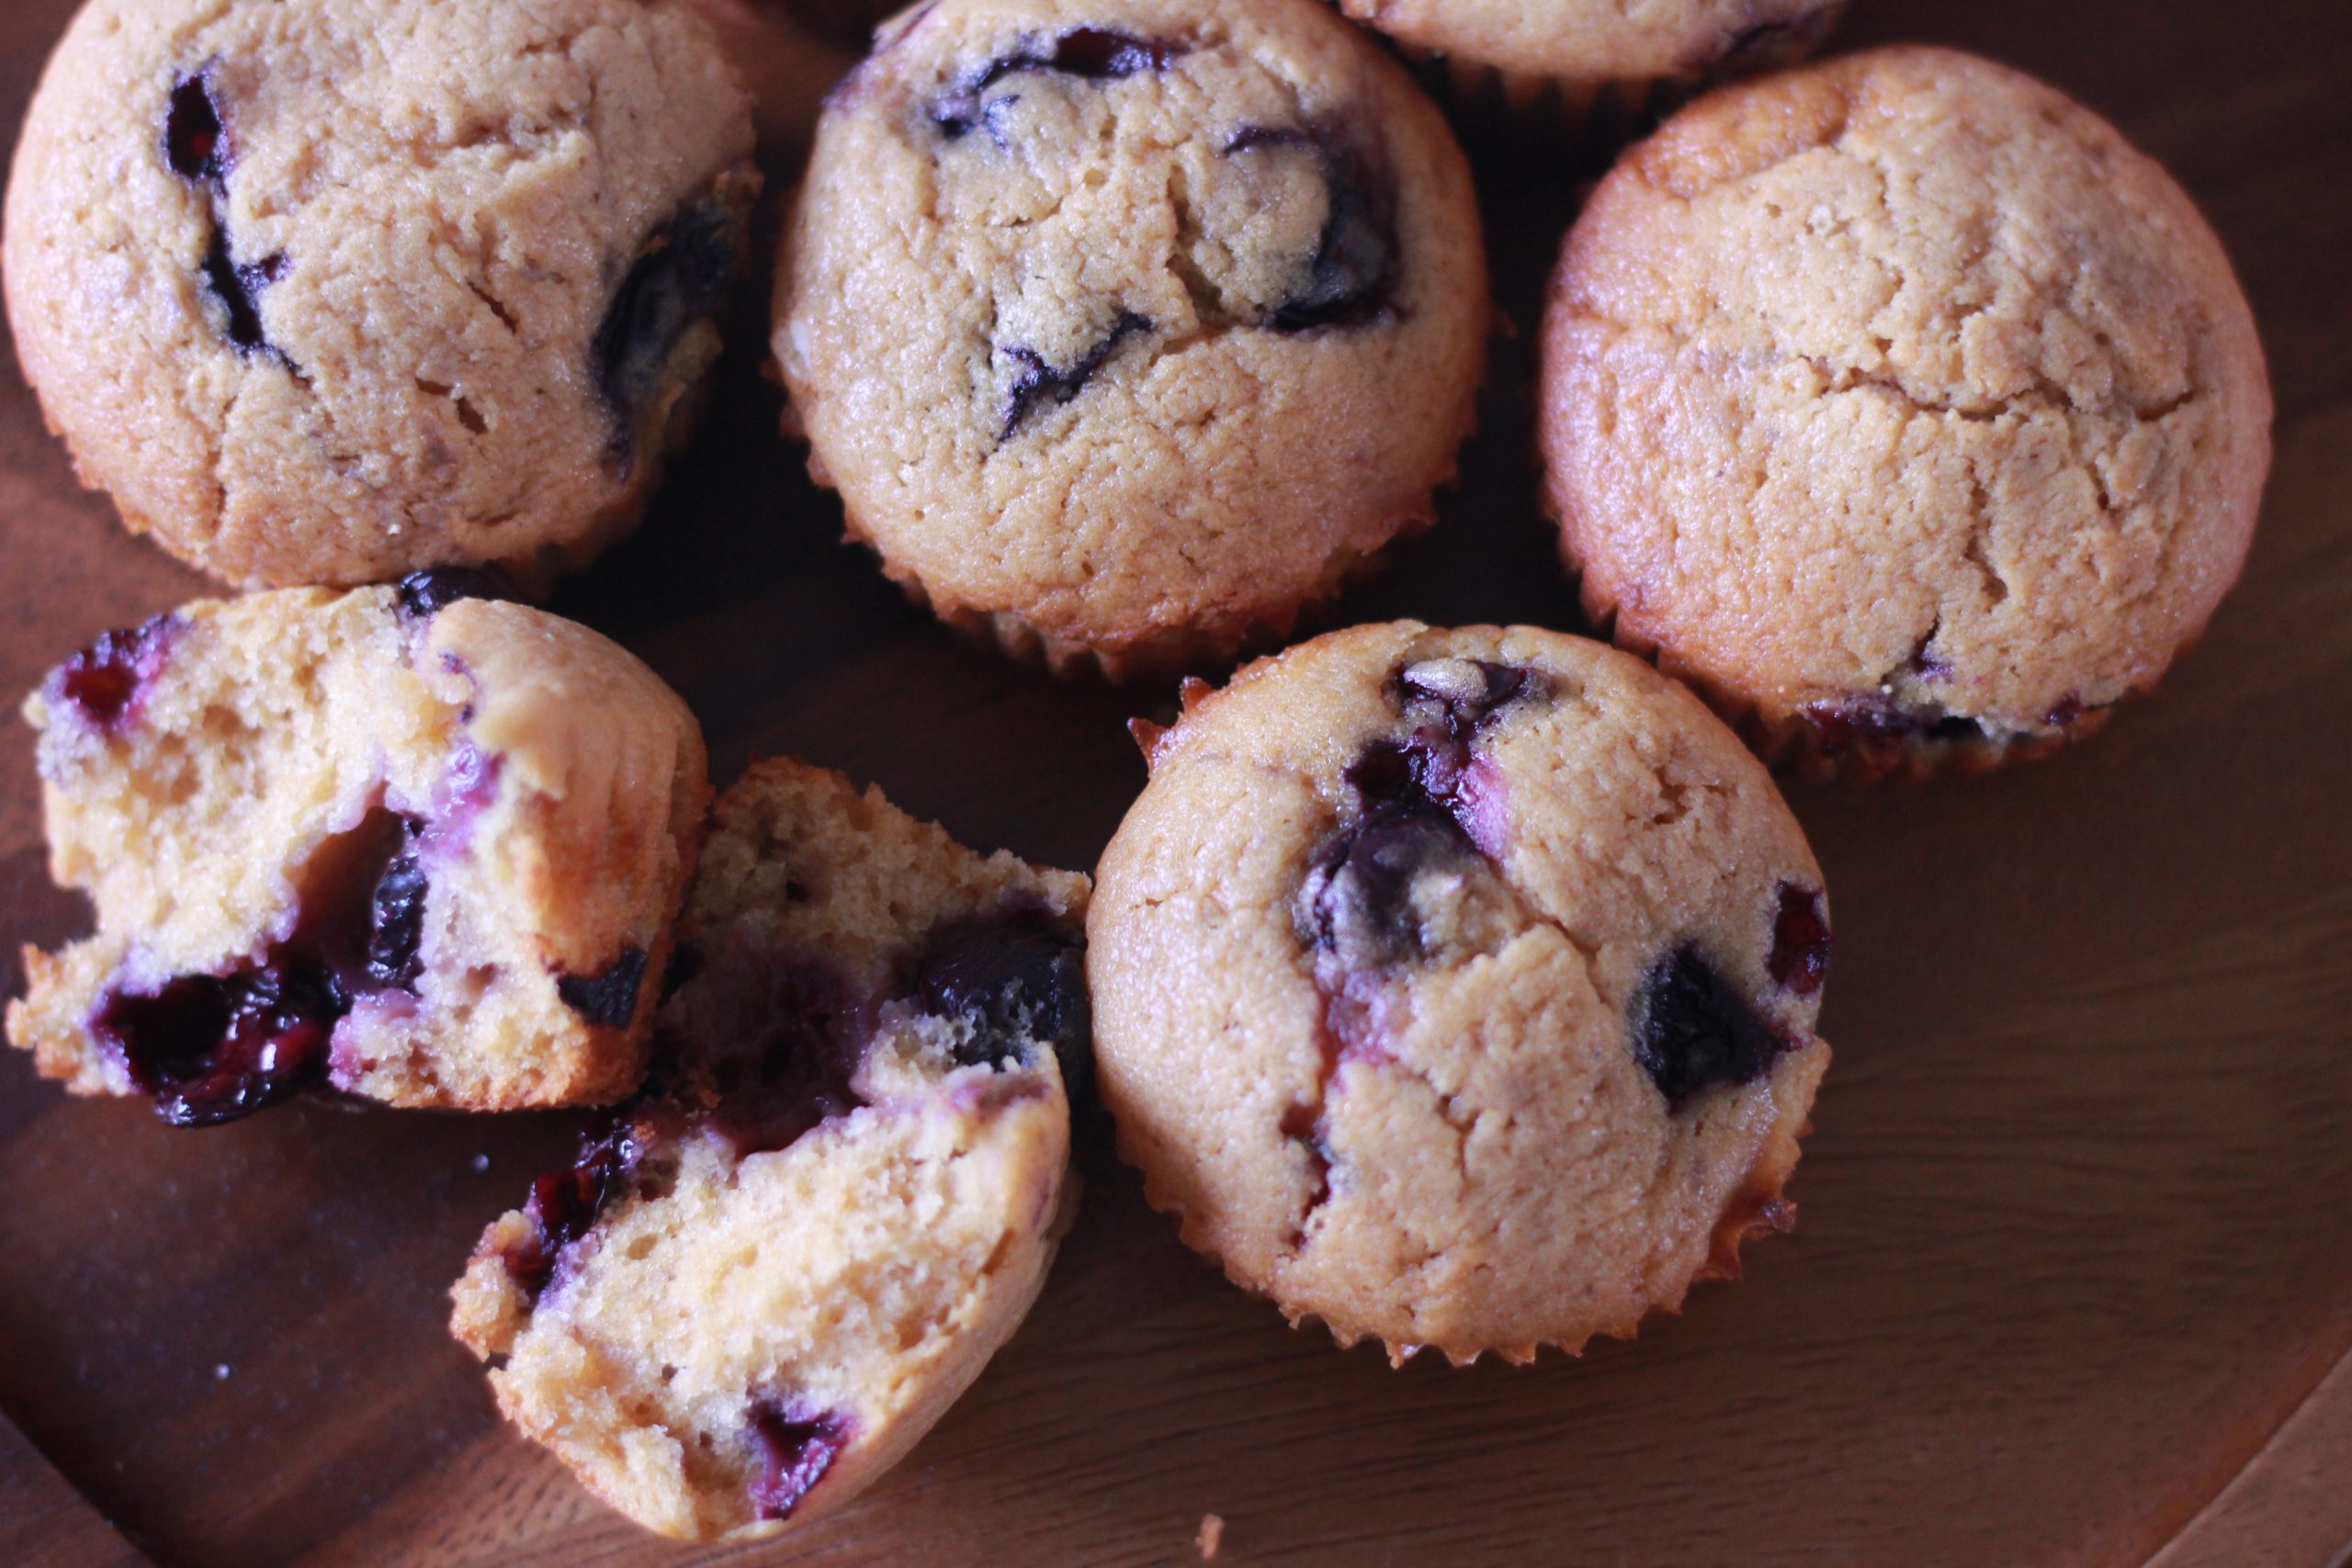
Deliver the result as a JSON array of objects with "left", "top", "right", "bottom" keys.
[{"left": 747, "top": 1402, "right": 854, "bottom": 1520}]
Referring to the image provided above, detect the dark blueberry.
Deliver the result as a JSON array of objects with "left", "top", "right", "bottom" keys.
[
  {"left": 1766, "top": 883, "right": 1831, "bottom": 998},
  {"left": 94, "top": 965, "right": 339, "bottom": 1128},
  {"left": 394, "top": 565, "right": 517, "bottom": 621},
  {"left": 908, "top": 912, "right": 1091, "bottom": 1079},
  {"left": 365, "top": 833, "right": 429, "bottom": 991},
  {"left": 1295, "top": 802, "right": 1476, "bottom": 969},
  {"left": 1804, "top": 694, "right": 1984, "bottom": 761},
  {"left": 503, "top": 1119, "right": 652, "bottom": 1298},
  {"left": 594, "top": 197, "right": 745, "bottom": 466},
  {"left": 747, "top": 1403, "right": 854, "bottom": 1521},
  {"left": 51, "top": 615, "right": 182, "bottom": 730},
  {"left": 1398, "top": 658, "right": 1532, "bottom": 725},
  {"left": 558, "top": 947, "right": 650, "bottom": 1031},
  {"left": 928, "top": 28, "right": 1181, "bottom": 137},
  {"left": 2044, "top": 694, "right": 2086, "bottom": 730},
  {"left": 1226, "top": 126, "right": 1397, "bottom": 333},
  {"left": 164, "top": 69, "right": 228, "bottom": 186},
  {"left": 198, "top": 231, "right": 288, "bottom": 358},
  {"left": 998, "top": 310, "right": 1153, "bottom": 439},
  {"left": 86, "top": 802, "right": 435, "bottom": 1125},
  {"left": 1631, "top": 944, "right": 1792, "bottom": 1109}
]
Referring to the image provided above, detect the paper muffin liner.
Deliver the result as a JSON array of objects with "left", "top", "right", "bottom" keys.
[
  {"left": 842, "top": 506, "right": 1444, "bottom": 684},
  {"left": 1573, "top": 571, "right": 2118, "bottom": 784}
]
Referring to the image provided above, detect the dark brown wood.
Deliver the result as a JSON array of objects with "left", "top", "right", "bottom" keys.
[{"left": 3, "top": 1, "right": 2349, "bottom": 1563}]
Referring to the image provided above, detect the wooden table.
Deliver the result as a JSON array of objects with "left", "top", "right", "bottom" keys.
[{"left": 3, "top": 1, "right": 2348, "bottom": 1563}]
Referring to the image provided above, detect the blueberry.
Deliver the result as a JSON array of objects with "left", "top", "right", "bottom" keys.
[
  {"left": 1295, "top": 803, "right": 1476, "bottom": 970},
  {"left": 94, "top": 965, "right": 338, "bottom": 1128},
  {"left": 365, "top": 833, "right": 430, "bottom": 990},
  {"left": 164, "top": 65, "right": 292, "bottom": 363},
  {"left": 50, "top": 615, "right": 182, "bottom": 730},
  {"left": 746, "top": 1403, "right": 854, "bottom": 1520},
  {"left": 929, "top": 28, "right": 1180, "bottom": 138},
  {"left": 1631, "top": 945, "right": 1792, "bottom": 1108},
  {"left": 501, "top": 1118, "right": 656, "bottom": 1299},
  {"left": 997, "top": 310, "right": 1153, "bottom": 439},
  {"left": 1225, "top": 126, "right": 1398, "bottom": 333},
  {"left": 394, "top": 565, "right": 516, "bottom": 622},
  {"left": 593, "top": 197, "right": 745, "bottom": 466},
  {"left": 164, "top": 70, "right": 227, "bottom": 186},
  {"left": 558, "top": 947, "right": 650, "bottom": 1031},
  {"left": 908, "top": 912, "right": 1091, "bottom": 1082}
]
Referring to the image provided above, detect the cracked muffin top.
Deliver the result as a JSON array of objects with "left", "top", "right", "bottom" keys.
[
  {"left": 1539, "top": 45, "right": 2271, "bottom": 778},
  {"left": 773, "top": 0, "right": 1487, "bottom": 678},
  {"left": 1087, "top": 622, "right": 1830, "bottom": 1365},
  {"left": 3, "top": 0, "right": 757, "bottom": 590}
]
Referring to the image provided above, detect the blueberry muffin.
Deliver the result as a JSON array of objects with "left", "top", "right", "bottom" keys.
[
  {"left": 3, "top": 0, "right": 758, "bottom": 590},
  {"left": 6, "top": 575, "right": 707, "bottom": 1122},
  {"left": 1090, "top": 622, "right": 1830, "bottom": 1365},
  {"left": 1540, "top": 47, "right": 2273, "bottom": 780},
  {"left": 1335, "top": 0, "right": 1849, "bottom": 126},
  {"left": 774, "top": 0, "right": 1488, "bottom": 678},
  {"left": 451, "top": 759, "right": 1088, "bottom": 1541}
]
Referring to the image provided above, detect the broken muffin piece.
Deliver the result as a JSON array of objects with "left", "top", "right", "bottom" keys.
[
  {"left": 6, "top": 581, "right": 707, "bottom": 1119},
  {"left": 451, "top": 758, "right": 1088, "bottom": 1542}
]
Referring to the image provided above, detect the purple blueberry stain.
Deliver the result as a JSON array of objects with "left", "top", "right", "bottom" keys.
[
  {"left": 48, "top": 615, "right": 183, "bottom": 732},
  {"left": 594, "top": 195, "right": 746, "bottom": 469},
  {"left": 908, "top": 910, "right": 1091, "bottom": 1086},
  {"left": 395, "top": 565, "right": 517, "bottom": 622},
  {"left": 1224, "top": 125, "right": 1398, "bottom": 333},
  {"left": 163, "top": 65, "right": 292, "bottom": 364},
  {"left": 558, "top": 946, "right": 650, "bottom": 1031},
  {"left": 928, "top": 28, "right": 1182, "bottom": 138},
  {"left": 1632, "top": 944, "right": 1793, "bottom": 1109},
  {"left": 1804, "top": 695, "right": 1986, "bottom": 765},
  {"left": 747, "top": 1402, "right": 854, "bottom": 1520},
  {"left": 997, "top": 310, "right": 1154, "bottom": 439},
  {"left": 1767, "top": 883, "right": 1830, "bottom": 998},
  {"left": 1295, "top": 805, "right": 1476, "bottom": 972},
  {"left": 657, "top": 948, "right": 871, "bottom": 1158}
]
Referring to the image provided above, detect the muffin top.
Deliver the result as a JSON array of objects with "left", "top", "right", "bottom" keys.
[
  {"left": 1540, "top": 45, "right": 2271, "bottom": 749},
  {"left": 3, "top": 0, "right": 757, "bottom": 589},
  {"left": 1089, "top": 622, "right": 1830, "bottom": 1364},
  {"left": 775, "top": 0, "right": 1487, "bottom": 675},
  {"left": 1332, "top": 0, "right": 1849, "bottom": 88}
]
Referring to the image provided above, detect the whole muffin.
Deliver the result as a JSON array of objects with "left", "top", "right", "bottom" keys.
[
  {"left": 3, "top": 0, "right": 758, "bottom": 590},
  {"left": 1540, "top": 46, "right": 2272, "bottom": 780},
  {"left": 1334, "top": 0, "right": 1850, "bottom": 122},
  {"left": 774, "top": 0, "right": 1488, "bottom": 678},
  {"left": 1090, "top": 622, "right": 1831, "bottom": 1364},
  {"left": 6, "top": 575, "right": 707, "bottom": 1120},
  {"left": 454, "top": 758, "right": 1088, "bottom": 1541}
]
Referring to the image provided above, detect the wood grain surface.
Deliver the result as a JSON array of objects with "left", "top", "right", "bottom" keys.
[{"left": 3, "top": 1, "right": 2348, "bottom": 1564}]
